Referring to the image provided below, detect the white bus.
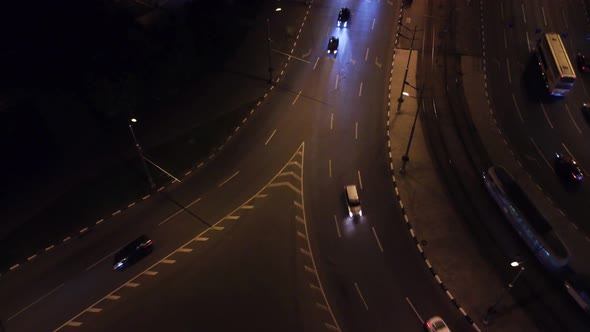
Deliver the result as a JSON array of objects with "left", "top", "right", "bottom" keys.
[{"left": 536, "top": 33, "right": 576, "bottom": 96}]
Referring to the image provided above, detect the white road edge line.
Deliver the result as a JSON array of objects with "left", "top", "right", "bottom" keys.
[{"left": 405, "top": 297, "right": 424, "bottom": 324}]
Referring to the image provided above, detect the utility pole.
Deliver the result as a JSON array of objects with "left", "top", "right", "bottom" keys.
[
  {"left": 399, "top": 84, "right": 425, "bottom": 174},
  {"left": 397, "top": 25, "right": 420, "bottom": 113},
  {"left": 128, "top": 118, "right": 155, "bottom": 189},
  {"left": 483, "top": 262, "right": 525, "bottom": 325}
]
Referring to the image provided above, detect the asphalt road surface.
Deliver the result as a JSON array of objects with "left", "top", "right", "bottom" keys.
[{"left": 0, "top": 1, "right": 498, "bottom": 331}]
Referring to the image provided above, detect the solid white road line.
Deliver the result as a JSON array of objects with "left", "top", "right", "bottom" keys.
[
  {"left": 265, "top": 129, "right": 277, "bottom": 146},
  {"left": 218, "top": 171, "right": 240, "bottom": 187},
  {"left": 354, "top": 282, "right": 369, "bottom": 311},
  {"left": 406, "top": 297, "right": 424, "bottom": 324},
  {"left": 9, "top": 283, "right": 65, "bottom": 320}
]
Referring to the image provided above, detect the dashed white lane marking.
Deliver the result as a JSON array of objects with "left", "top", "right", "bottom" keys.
[
  {"left": 405, "top": 297, "right": 424, "bottom": 324},
  {"left": 333, "top": 215, "right": 341, "bottom": 238},
  {"left": 358, "top": 82, "right": 363, "bottom": 96},
  {"left": 218, "top": 171, "right": 240, "bottom": 187},
  {"left": 8, "top": 283, "right": 65, "bottom": 321},
  {"left": 512, "top": 94, "right": 524, "bottom": 123},
  {"left": 506, "top": 58, "right": 512, "bottom": 84},
  {"left": 540, "top": 103, "right": 554, "bottom": 129},
  {"left": 355, "top": 122, "right": 358, "bottom": 140},
  {"left": 503, "top": 30, "right": 508, "bottom": 49},
  {"left": 329, "top": 159, "right": 332, "bottom": 178},
  {"left": 330, "top": 113, "right": 334, "bottom": 130},
  {"left": 562, "top": 8, "right": 568, "bottom": 29},
  {"left": 564, "top": 104, "right": 582, "bottom": 134},
  {"left": 372, "top": 227, "right": 384, "bottom": 252},
  {"left": 541, "top": 6, "right": 547, "bottom": 26},
  {"left": 158, "top": 197, "right": 202, "bottom": 226},
  {"left": 365, "top": 48, "right": 369, "bottom": 61},
  {"left": 335, "top": 74, "right": 339, "bottom": 89},
  {"left": 521, "top": 3, "right": 527, "bottom": 23},
  {"left": 525, "top": 31, "right": 531, "bottom": 53},
  {"left": 313, "top": 56, "right": 320, "bottom": 70},
  {"left": 354, "top": 282, "right": 369, "bottom": 311},
  {"left": 292, "top": 90, "right": 302, "bottom": 105},
  {"left": 86, "top": 248, "right": 122, "bottom": 271},
  {"left": 500, "top": 0, "right": 505, "bottom": 19},
  {"left": 265, "top": 129, "right": 277, "bottom": 146},
  {"left": 372, "top": 18, "right": 376, "bottom": 30},
  {"left": 530, "top": 137, "right": 552, "bottom": 168},
  {"left": 357, "top": 170, "right": 363, "bottom": 190}
]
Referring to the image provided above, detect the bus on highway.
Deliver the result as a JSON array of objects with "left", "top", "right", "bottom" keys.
[{"left": 536, "top": 32, "right": 576, "bottom": 96}]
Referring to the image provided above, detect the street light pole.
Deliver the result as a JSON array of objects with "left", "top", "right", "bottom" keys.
[
  {"left": 266, "top": 18, "right": 274, "bottom": 85},
  {"left": 128, "top": 118, "right": 155, "bottom": 189},
  {"left": 399, "top": 84, "right": 425, "bottom": 174},
  {"left": 397, "top": 25, "right": 419, "bottom": 113},
  {"left": 482, "top": 262, "right": 525, "bottom": 325}
]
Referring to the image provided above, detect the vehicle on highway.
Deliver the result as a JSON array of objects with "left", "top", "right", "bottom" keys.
[
  {"left": 344, "top": 184, "right": 362, "bottom": 217},
  {"left": 337, "top": 7, "right": 350, "bottom": 27},
  {"left": 425, "top": 316, "right": 451, "bottom": 332},
  {"left": 581, "top": 103, "right": 590, "bottom": 122},
  {"left": 576, "top": 53, "right": 590, "bottom": 73},
  {"left": 113, "top": 235, "right": 154, "bottom": 270},
  {"left": 554, "top": 153, "right": 583, "bottom": 182},
  {"left": 327, "top": 36, "right": 339, "bottom": 55},
  {"left": 536, "top": 33, "right": 576, "bottom": 96}
]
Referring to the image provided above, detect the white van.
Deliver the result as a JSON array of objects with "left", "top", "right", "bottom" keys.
[{"left": 345, "top": 185, "right": 362, "bottom": 217}]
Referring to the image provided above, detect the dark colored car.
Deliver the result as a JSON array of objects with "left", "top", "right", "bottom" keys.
[
  {"left": 582, "top": 103, "right": 590, "bottom": 122},
  {"left": 113, "top": 235, "right": 154, "bottom": 270},
  {"left": 555, "top": 153, "right": 583, "bottom": 182},
  {"left": 577, "top": 53, "right": 590, "bottom": 73},
  {"left": 327, "top": 36, "right": 339, "bottom": 55},
  {"left": 337, "top": 7, "right": 351, "bottom": 27}
]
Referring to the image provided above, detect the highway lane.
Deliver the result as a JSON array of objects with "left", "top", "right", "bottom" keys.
[
  {"left": 303, "top": 0, "right": 473, "bottom": 331},
  {"left": 63, "top": 179, "right": 319, "bottom": 331},
  {"left": 483, "top": 0, "right": 590, "bottom": 235},
  {"left": 3, "top": 1, "right": 479, "bottom": 331}
]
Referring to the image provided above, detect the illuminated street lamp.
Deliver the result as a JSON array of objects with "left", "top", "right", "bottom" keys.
[
  {"left": 482, "top": 261, "right": 526, "bottom": 325},
  {"left": 128, "top": 118, "right": 155, "bottom": 189}
]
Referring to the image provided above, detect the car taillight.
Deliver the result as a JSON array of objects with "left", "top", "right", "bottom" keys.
[{"left": 146, "top": 240, "right": 153, "bottom": 246}]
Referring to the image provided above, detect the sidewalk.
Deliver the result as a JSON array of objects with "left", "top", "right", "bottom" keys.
[{"left": 387, "top": 49, "right": 537, "bottom": 331}]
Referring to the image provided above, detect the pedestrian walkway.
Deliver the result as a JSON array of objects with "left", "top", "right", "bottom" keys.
[{"left": 386, "top": 49, "right": 538, "bottom": 331}]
